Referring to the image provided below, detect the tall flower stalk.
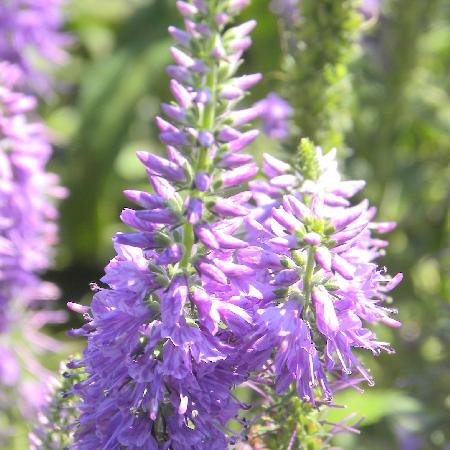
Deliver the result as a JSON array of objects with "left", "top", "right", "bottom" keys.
[
  {"left": 68, "top": 1, "right": 269, "bottom": 448},
  {"left": 266, "top": 0, "right": 362, "bottom": 151},
  {"left": 0, "top": 0, "right": 68, "bottom": 444},
  {"left": 243, "top": 138, "right": 401, "bottom": 447},
  {"left": 0, "top": 62, "right": 67, "bottom": 443}
]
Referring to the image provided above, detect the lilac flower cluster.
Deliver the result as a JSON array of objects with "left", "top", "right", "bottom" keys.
[
  {"left": 0, "top": 0, "right": 69, "bottom": 94},
  {"left": 0, "top": 62, "right": 66, "bottom": 424},
  {"left": 247, "top": 140, "right": 402, "bottom": 402},
  {"left": 69, "top": 1, "right": 270, "bottom": 448}
]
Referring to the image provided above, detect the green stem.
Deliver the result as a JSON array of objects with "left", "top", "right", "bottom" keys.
[
  {"left": 302, "top": 247, "right": 315, "bottom": 317},
  {"left": 203, "top": 65, "right": 217, "bottom": 131},
  {"left": 181, "top": 222, "right": 194, "bottom": 268},
  {"left": 181, "top": 45, "right": 219, "bottom": 270}
]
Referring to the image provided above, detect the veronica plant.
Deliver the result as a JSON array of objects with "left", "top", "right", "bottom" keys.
[
  {"left": 242, "top": 138, "right": 402, "bottom": 447},
  {"left": 67, "top": 1, "right": 273, "bottom": 448},
  {"left": 50, "top": 2, "right": 403, "bottom": 448},
  {"left": 0, "top": 62, "right": 66, "bottom": 443}
]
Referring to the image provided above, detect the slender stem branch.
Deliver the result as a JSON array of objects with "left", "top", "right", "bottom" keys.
[
  {"left": 181, "top": 43, "right": 219, "bottom": 270},
  {"left": 203, "top": 65, "right": 217, "bottom": 129},
  {"left": 181, "top": 222, "right": 194, "bottom": 268},
  {"left": 302, "top": 247, "right": 315, "bottom": 317}
]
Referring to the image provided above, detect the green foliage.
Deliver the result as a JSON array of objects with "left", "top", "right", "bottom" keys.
[
  {"left": 327, "top": 389, "right": 422, "bottom": 427},
  {"left": 280, "top": 0, "right": 362, "bottom": 151},
  {"left": 248, "top": 396, "right": 331, "bottom": 450},
  {"left": 344, "top": 0, "right": 450, "bottom": 448},
  {"left": 59, "top": 1, "right": 175, "bottom": 266}
]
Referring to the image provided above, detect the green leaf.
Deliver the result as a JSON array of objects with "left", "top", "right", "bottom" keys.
[{"left": 326, "top": 389, "right": 422, "bottom": 427}]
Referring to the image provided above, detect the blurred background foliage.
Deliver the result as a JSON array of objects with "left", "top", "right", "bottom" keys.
[{"left": 36, "top": 0, "right": 449, "bottom": 448}]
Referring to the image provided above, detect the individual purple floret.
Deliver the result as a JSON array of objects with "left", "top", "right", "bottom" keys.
[
  {"left": 69, "top": 1, "right": 265, "bottom": 448},
  {"left": 246, "top": 139, "right": 401, "bottom": 403},
  {"left": 0, "top": 0, "right": 69, "bottom": 94},
  {"left": 256, "top": 92, "right": 293, "bottom": 140},
  {"left": 0, "top": 62, "right": 66, "bottom": 425}
]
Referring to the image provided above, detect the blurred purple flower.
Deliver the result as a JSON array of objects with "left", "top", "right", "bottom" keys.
[
  {"left": 0, "top": 63, "right": 66, "bottom": 328},
  {"left": 270, "top": 0, "right": 300, "bottom": 29},
  {"left": 360, "top": 0, "right": 380, "bottom": 21},
  {"left": 256, "top": 92, "right": 293, "bottom": 140},
  {"left": 0, "top": 62, "right": 66, "bottom": 423},
  {"left": 0, "top": 0, "right": 70, "bottom": 94}
]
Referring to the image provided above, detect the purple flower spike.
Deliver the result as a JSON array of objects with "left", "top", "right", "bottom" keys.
[
  {"left": 70, "top": 2, "right": 265, "bottom": 448},
  {"left": 0, "top": 62, "right": 66, "bottom": 427},
  {"left": 247, "top": 140, "right": 402, "bottom": 403}
]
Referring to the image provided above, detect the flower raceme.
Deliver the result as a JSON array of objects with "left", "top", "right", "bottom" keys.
[
  {"left": 0, "top": 1, "right": 68, "bottom": 440},
  {"left": 68, "top": 1, "right": 267, "bottom": 448},
  {"left": 247, "top": 139, "right": 402, "bottom": 403},
  {"left": 0, "top": 63, "right": 66, "bottom": 426},
  {"left": 0, "top": 63, "right": 66, "bottom": 336}
]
